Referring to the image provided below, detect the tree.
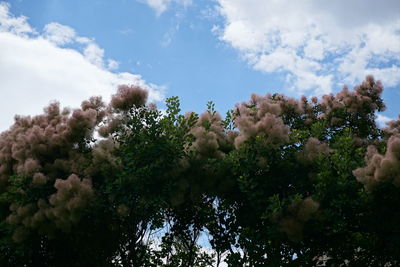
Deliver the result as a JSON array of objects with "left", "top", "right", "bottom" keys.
[{"left": 0, "top": 76, "right": 399, "bottom": 266}]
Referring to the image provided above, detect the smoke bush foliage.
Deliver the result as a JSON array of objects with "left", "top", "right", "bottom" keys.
[{"left": 0, "top": 76, "right": 399, "bottom": 266}]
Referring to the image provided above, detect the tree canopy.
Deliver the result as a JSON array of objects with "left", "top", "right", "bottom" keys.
[{"left": 0, "top": 76, "right": 399, "bottom": 266}]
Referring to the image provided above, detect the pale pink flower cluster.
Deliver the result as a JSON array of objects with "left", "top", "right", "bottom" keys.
[
  {"left": 385, "top": 115, "right": 400, "bottom": 137},
  {"left": 1, "top": 86, "right": 146, "bottom": 241},
  {"left": 0, "top": 98, "right": 105, "bottom": 241},
  {"left": 6, "top": 174, "right": 93, "bottom": 241},
  {"left": 353, "top": 136, "right": 400, "bottom": 190},
  {"left": 49, "top": 174, "right": 94, "bottom": 230},
  {"left": 0, "top": 99, "right": 105, "bottom": 191},
  {"left": 320, "top": 75, "right": 385, "bottom": 126},
  {"left": 234, "top": 93, "right": 289, "bottom": 148},
  {"left": 189, "top": 111, "right": 229, "bottom": 160},
  {"left": 90, "top": 138, "right": 120, "bottom": 171},
  {"left": 279, "top": 197, "right": 319, "bottom": 242},
  {"left": 298, "top": 137, "right": 331, "bottom": 164},
  {"left": 110, "top": 84, "right": 148, "bottom": 111},
  {"left": 98, "top": 85, "right": 148, "bottom": 137}
]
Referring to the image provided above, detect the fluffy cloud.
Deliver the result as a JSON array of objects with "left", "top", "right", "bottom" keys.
[
  {"left": 376, "top": 114, "right": 393, "bottom": 128},
  {"left": 214, "top": 0, "right": 400, "bottom": 95},
  {"left": 143, "top": 0, "right": 192, "bottom": 15},
  {"left": 0, "top": 3, "right": 164, "bottom": 131},
  {"left": 43, "top": 22, "right": 76, "bottom": 45}
]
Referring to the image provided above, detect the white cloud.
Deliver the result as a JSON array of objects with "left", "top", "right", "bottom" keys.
[
  {"left": 214, "top": 0, "right": 400, "bottom": 95},
  {"left": 145, "top": 0, "right": 168, "bottom": 16},
  {"left": 0, "top": 2, "right": 33, "bottom": 35},
  {"left": 107, "top": 59, "right": 119, "bottom": 70},
  {"left": 304, "top": 39, "right": 325, "bottom": 60},
  {"left": 43, "top": 22, "right": 76, "bottom": 45},
  {"left": 83, "top": 42, "right": 105, "bottom": 68},
  {"left": 161, "top": 20, "right": 180, "bottom": 46},
  {"left": 376, "top": 114, "right": 394, "bottom": 128},
  {"left": 143, "top": 0, "right": 192, "bottom": 16},
  {"left": 0, "top": 2, "right": 164, "bottom": 131}
]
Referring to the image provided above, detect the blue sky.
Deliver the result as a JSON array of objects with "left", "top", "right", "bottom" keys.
[{"left": 0, "top": 0, "right": 399, "bottom": 130}]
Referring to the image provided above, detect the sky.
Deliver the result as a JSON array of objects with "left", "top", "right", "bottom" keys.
[{"left": 0, "top": 0, "right": 399, "bottom": 131}]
